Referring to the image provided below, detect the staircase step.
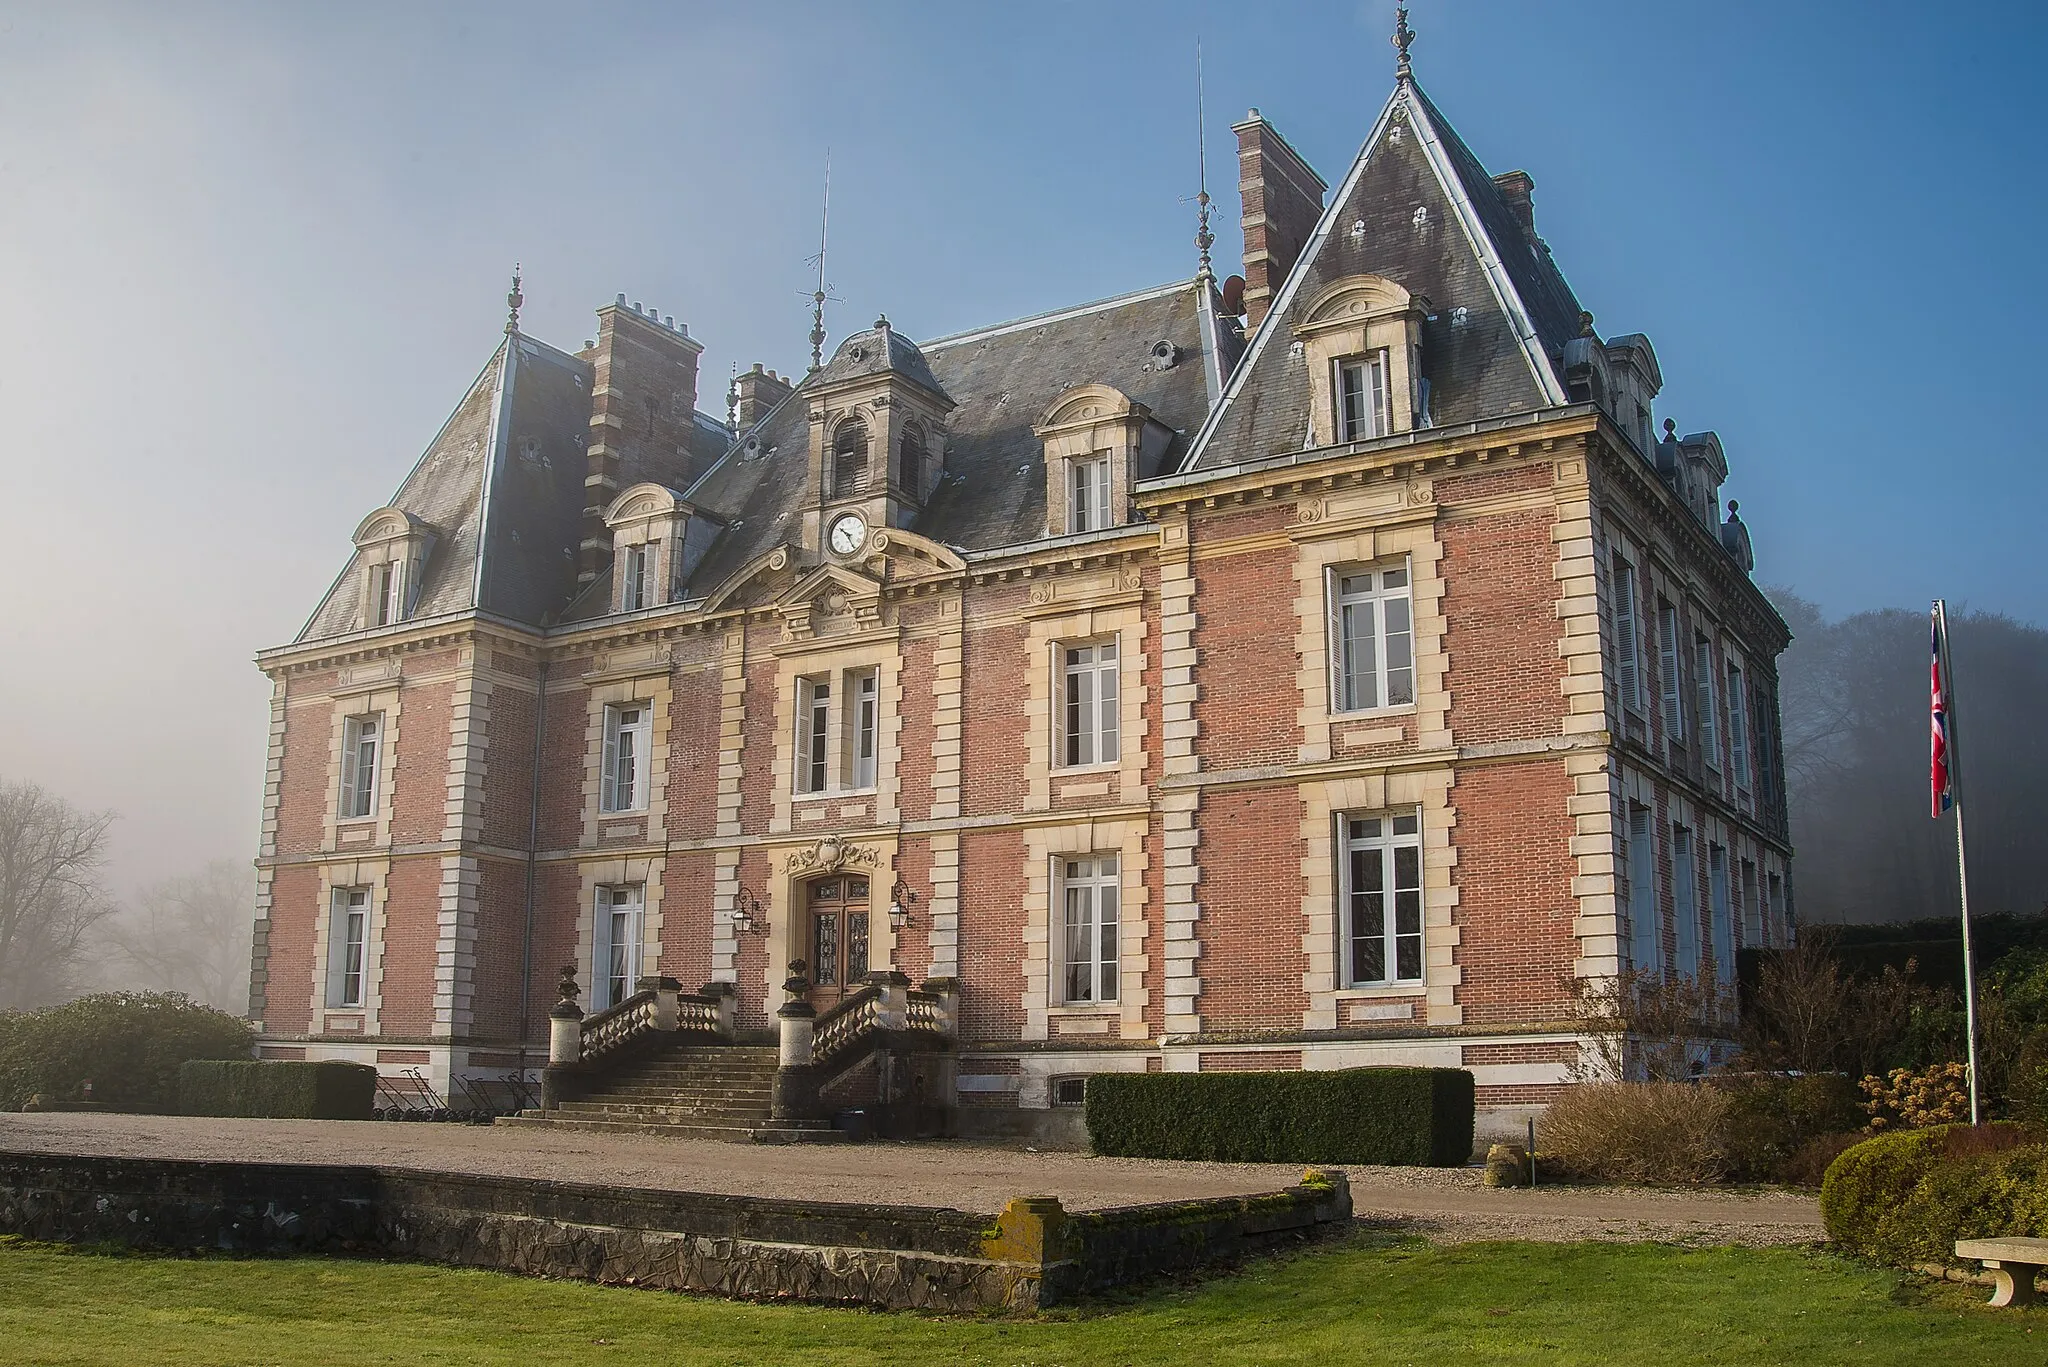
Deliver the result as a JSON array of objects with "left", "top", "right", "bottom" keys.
[{"left": 495, "top": 1112, "right": 856, "bottom": 1144}]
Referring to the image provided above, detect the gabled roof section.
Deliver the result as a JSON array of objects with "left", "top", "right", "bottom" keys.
[{"left": 1181, "top": 78, "right": 1576, "bottom": 473}]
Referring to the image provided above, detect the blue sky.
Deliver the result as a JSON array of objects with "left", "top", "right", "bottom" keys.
[{"left": 0, "top": 0, "right": 2042, "bottom": 893}]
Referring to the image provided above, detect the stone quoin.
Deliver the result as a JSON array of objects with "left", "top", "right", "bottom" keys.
[{"left": 249, "top": 33, "right": 1789, "bottom": 1143}]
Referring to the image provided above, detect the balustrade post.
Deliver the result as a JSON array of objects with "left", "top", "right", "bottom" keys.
[
  {"left": 776, "top": 962, "right": 815, "bottom": 1067},
  {"left": 920, "top": 976, "right": 961, "bottom": 1038},
  {"left": 548, "top": 966, "right": 584, "bottom": 1068},
  {"left": 700, "top": 980, "right": 737, "bottom": 1039},
  {"left": 869, "top": 969, "right": 911, "bottom": 1032},
  {"left": 642, "top": 975, "right": 681, "bottom": 1031}
]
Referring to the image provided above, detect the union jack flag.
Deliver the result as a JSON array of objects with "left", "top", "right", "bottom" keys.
[{"left": 1931, "top": 608, "right": 1954, "bottom": 818}]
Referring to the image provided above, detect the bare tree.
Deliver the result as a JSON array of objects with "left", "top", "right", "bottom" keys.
[
  {"left": 1566, "top": 970, "right": 1735, "bottom": 1083},
  {"left": 0, "top": 779, "right": 117, "bottom": 1009},
  {"left": 107, "top": 859, "right": 254, "bottom": 1011}
]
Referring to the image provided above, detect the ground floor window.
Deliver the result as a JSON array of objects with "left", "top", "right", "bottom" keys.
[
  {"left": 1342, "top": 811, "right": 1422, "bottom": 986},
  {"left": 592, "top": 884, "right": 644, "bottom": 1010},
  {"left": 326, "top": 887, "right": 369, "bottom": 1007},
  {"left": 1060, "top": 856, "right": 1120, "bottom": 1004}
]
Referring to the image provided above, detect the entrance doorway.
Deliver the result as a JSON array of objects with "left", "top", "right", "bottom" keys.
[{"left": 805, "top": 875, "right": 870, "bottom": 1003}]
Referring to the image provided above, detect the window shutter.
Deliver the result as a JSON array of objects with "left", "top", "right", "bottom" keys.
[
  {"left": 1100, "top": 643, "right": 1120, "bottom": 760},
  {"left": 1612, "top": 560, "right": 1638, "bottom": 708},
  {"left": 1053, "top": 644, "right": 1067, "bottom": 765},
  {"left": 1325, "top": 567, "right": 1344, "bottom": 711},
  {"left": 601, "top": 709, "right": 619, "bottom": 810},
  {"left": 339, "top": 718, "right": 360, "bottom": 816}
]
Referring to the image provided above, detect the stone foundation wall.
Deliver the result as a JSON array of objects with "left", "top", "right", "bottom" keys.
[{"left": 0, "top": 1152, "right": 1349, "bottom": 1311}]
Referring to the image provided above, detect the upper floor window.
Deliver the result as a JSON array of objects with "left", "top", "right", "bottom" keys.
[
  {"left": 619, "top": 543, "right": 656, "bottom": 612},
  {"left": 794, "top": 668, "right": 880, "bottom": 795},
  {"left": 1624, "top": 803, "right": 1662, "bottom": 976},
  {"left": 370, "top": 560, "right": 407, "bottom": 626},
  {"left": 1068, "top": 454, "right": 1112, "bottom": 534},
  {"left": 1672, "top": 824, "right": 1701, "bottom": 979},
  {"left": 849, "top": 669, "right": 878, "bottom": 790},
  {"left": 601, "top": 704, "right": 648, "bottom": 812},
  {"left": 339, "top": 714, "right": 382, "bottom": 821},
  {"left": 1740, "top": 858, "right": 1762, "bottom": 949},
  {"left": 832, "top": 418, "right": 870, "bottom": 497},
  {"left": 1656, "top": 600, "right": 1685, "bottom": 745},
  {"left": 1328, "top": 565, "right": 1413, "bottom": 713},
  {"left": 1611, "top": 550, "right": 1643, "bottom": 716},
  {"left": 1059, "top": 640, "right": 1120, "bottom": 767},
  {"left": 1336, "top": 351, "right": 1391, "bottom": 442},
  {"left": 592, "top": 883, "right": 644, "bottom": 1011},
  {"left": 1707, "top": 843, "right": 1734, "bottom": 985},
  {"left": 326, "top": 887, "right": 369, "bottom": 1007},
  {"left": 898, "top": 422, "right": 926, "bottom": 495},
  {"left": 1342, "top": 811, "right": 1422, "bottom": 986},
  {"left": 1727, "top": 659, "right": 1750, "bottom": 794},
  {"left": 1060, "top": 855, "right": 1120, "bottom": 1004},
  {"left": 1694, "top": 634, "right": 1720, "bottom": 770}
]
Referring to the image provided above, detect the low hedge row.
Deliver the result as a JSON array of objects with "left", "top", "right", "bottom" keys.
[
  {"left": 178, "top": 1060, "right": 377, "bottom": 1120},
  {"left": 1085, "top": 1066, "right": 1474, "bottom": 1166},
  {"left": 1820, "top": 1123, "right": 2048, "bottom": 1265}
]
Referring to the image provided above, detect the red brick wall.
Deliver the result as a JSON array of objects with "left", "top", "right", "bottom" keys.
[
  {"left": 536, "top": 673, "right": 592, "bottom": 848},
  {"left": 274, "top": 692, "right": 333, "bottom": 856},
  {"left": 1191, "top": 509, "right": 1300, "bottom": 770},
  {"left": 1449, "top": 761, "right": 1577, "bottom": 1025},
  {"left": 376, "top": 857, "right": 441, "bottom": 1037},
  {"left": 261, "top": 864, "right": 321, "bottom": 1034},
  {"left": 390, "top": 681, "right": 452, "bottom": 845},
  {"left": 1199, "top": 1050, "right": 1304, "bottom": 1071},
  {"left": 1439, "top": 492, "right": 1565, "bottom": 747},
  {"left": 1192, "top": 785, "right": 1307, "bottom": 1028},
  {"left": 665, "top": 661, "right": 721, "bottom": 841},
  {"left": 1462, "top": 1041, "right": 1577, "bottom": 1067},
  {"left": 468, "top": 857, "right": 531, "bottom": 1041},
  {"left": 656, "top": 850, "right": 716, "bottom": 992},
  {"left": 481, "top": 683, "right": 536, "bottom": 850},
  {"left": 956, "top": 828, "right": 1027, "bottom": 1042},
  {"left": 959, "top": 591, "right": 1028, "bottom": 818}
]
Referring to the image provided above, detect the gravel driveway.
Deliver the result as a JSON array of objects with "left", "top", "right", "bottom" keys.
[{"left": 0, "top": 1112, "right": 1822, "bottom": 1245}]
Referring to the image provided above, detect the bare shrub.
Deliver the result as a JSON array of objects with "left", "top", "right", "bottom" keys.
[
  {"left": 1565, "top": 970, "right": 1733, "bottom": 1083},
  {"left": 1541, "top": 1082, "right": 1732, "bottom": 1184}
]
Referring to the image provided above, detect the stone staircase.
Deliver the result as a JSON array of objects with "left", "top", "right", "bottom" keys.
[{"left": 497, "top": 1041, "right": 848, "bottom": 1143}]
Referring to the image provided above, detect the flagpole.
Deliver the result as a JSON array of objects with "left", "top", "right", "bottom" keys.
[{"left": 1937, "top": 599, "right": 1982, "bottom": 1126}]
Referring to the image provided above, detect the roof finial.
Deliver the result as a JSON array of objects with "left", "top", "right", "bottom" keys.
[
  {"left": 807, "top": 153, "right": 832, "bottom": 373},
  {"left": 505, "top": 263, "right": 523, "bottom": 335},
  {"left": 1393, "top": 4, "right": 1416, "bottom": 83},
  {"left": 726, "top": 361, "right": 739, "bottom": 433},
  {"left": 1195, "top": 39, "right": 1215, "bottom": 284}
]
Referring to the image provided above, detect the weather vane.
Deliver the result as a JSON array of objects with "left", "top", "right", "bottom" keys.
[
  {"left": 505, "top": 263, "right": 523, "bottom": 335},
  {"left": 1195, "top": 40, "right": 1214, "bottom": 283},
  {"left": 1393, "top": 4, "right": 1416, "bottom": 82},
  {"left": 804, "top": 154, "right": 841, "bottom": 373}
]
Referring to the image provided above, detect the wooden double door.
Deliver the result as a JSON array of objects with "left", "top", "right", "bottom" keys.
[{"left": 805, "top": 875, "right": 870, "bottom": 1003}]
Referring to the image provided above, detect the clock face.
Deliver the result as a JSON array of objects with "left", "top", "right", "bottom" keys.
[{"left": 828, "top": 513, "right": 868, "bottom": 556}]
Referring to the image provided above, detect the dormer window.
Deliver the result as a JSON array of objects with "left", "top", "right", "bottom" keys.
[
  {"left": 1295, "top": 276, "right": 1426, "bottom": 447},
  {"left": 833, "top": 419, "right": 871, "bottom": 497},
  {"left": 369, "top": 559, "right": 405, "bottom": 627},
  {"left": 1336, "top": 352, "right": 1390, "bottom": 441},
  {"left": 350, "top": 507, "right": 436, "bottom": 631},
  {"left": 1068, "top": 454, "right": 1112, "bottom": 533},
  {"left": 897, "top": 421, "right": 926, "bottom": 497},
  {"left": 1033, "top": 384, "right": 1174, "bottom": 539},
  {"left": 619, "top": 542, "right": 655, "bottom": 612},
  {"left": 603, "top": 483, "right": 722, "bottom": 613}
]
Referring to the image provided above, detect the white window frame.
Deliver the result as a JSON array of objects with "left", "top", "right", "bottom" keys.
[
  {"left": 1340, "top": 810, "right": 1424, "bottom": 987},
  {"left": 1335, "top": 350, "right": 1390, "bottom": 442},
  {"left": 1708, "top": 842, "right": 1733, "bottom": 985},
  {"left": 1694, "top": 634, "right": 1720, "bottom": 771},
  {"left": 338, "top": 713, "right": 382, "bottom": 822},
  {"left": 795, "top": 675, "right": 831, "bottom": 795},
  {"left": 1740, "top": 857, "right": 1762, "bottom": 950},
  {"left": 1672, "top": 824, "right": 1701, "bottom": 979},
  {"left": 1058, "top": 639, "right": 1120, "bottom": 768},
  {"left": 326, "top": 886, "right": 370, "bottom": 1008},
  {"left": 601, "top": 703, "right": 649, "bottom": 813},
  {"left": 1068, "top": 454, "right": 1113, "bottom": 533},
  {"left": 1611, "top": 549, "right": 1643, "bottom": 716},
  {"left": 370, "top": 559, "right": 405, "bottom": 627},
  {"left": 1625, "top": 802, "right": 1663, "bottom": 976},
  {"left": 1059, "top": 856, "right": 1120, "bottom": 1005},
  {"left": 1656, "top": 600, "right": 1684, "bottom": 746},
  {"left": 1726, "top": 656, "right": 1750, "bottom": 796},
  {"left": 591, "top": 883, "right": 645, "bottom": 1011},
  {"left": 845, "top": 667, "right": 878, "bottom": 791},
  {"left": 619, "top": 542, "right": 656, "bottom": 613},
  {"left": 1327, "top": 563, "right": 1414, "bottom": 714}
]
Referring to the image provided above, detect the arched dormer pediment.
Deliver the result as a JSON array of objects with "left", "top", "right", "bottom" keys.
[
  {"left": 349, "top": 507, "right": 436, "bottom": 630},
  {"left": 1033, "top": 383, "right": 1140, "bottom": 436},
  {"left": 603, "top": 482, "right": 687, "bottom": 526},
  {"left": 867, "top": 526, "right": 966, "bottom": 577},
  {"left": 1298, "top": 274, "right": 1416, "bottom": 334},
  {"left": 1032, "top": 384, "right": 1172, "bottom": 538},
  {"left": 604, "top": 482, "right": 725, "bottom": 614},
  {"left": 1293, "top": 275, "right": 1429, "bottom": 448},
  {"left": 352, "top": 507, "right": 432, "bottom": 549}
]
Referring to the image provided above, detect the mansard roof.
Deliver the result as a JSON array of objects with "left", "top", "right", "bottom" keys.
[{"left": 1183, "top": 77, "right": 1583, "bottom": 472}]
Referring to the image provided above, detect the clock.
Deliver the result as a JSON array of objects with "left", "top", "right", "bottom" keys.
[{"left": 827, "top": 512, "right": 869, "bottom": 556}]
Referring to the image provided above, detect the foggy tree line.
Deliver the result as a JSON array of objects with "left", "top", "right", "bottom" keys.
[{"left": 1770, "top": 590, "right": 2048, "bottom": 925}]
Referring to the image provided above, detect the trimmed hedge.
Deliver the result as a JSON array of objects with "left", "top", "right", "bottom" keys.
[
  {"left": 0, "top": 992, "right": 254, "bottom": 1113},
  {"left": 1085, "top": 1066, "right": 1474, "bottom": 1165},
  {"left": 1820, "top": 1123, "right": 2046, "bottom": 1264},
  {"left": 178, "top": 1060, "right": 377, "bottom": 1120}
]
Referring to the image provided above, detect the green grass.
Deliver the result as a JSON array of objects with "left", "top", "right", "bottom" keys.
[{"left": 0, "top": 1234, "right": 2041, "bottom": 1366}]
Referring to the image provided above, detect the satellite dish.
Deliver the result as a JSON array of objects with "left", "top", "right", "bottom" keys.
[{"left": 1220, "top": 274, "right": 1246, "bottom": 318}]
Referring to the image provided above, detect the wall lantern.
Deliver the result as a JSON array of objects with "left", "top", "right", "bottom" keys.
[
  {"left": 732, "top": 886, "right": 767, "bottom": 935},
  {"left": 887, "top": 877, "right": 920, "bottom": 931}
]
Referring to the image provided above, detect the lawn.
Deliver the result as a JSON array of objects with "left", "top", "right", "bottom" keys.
[{"left": 0, "top": 1234, "right": 2040, "bottom": 1367}]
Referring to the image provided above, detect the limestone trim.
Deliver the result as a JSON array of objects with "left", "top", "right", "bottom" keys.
[
  {"left": 1022, "top": 819, "right": 1153, "bottom": 1043},
  {"left": 1291, "top": 516, "right": 1450, "bottom": 764},
  {"left": 431, "top": 657, "right": 491, "bottom": 1034},
  {"left": 1155, "top": 512, "right": 1204, "bottom": 1034},
  {"left": 768, "top": 639, "right": 904, "bottom": 836},
  {"left": 323, "top": 682, "right": 402, "bottom": 852},
  {"left": 574, "top": 855, "right": 668, "bottom": 1006},
  {"left": 580, "top": 673, "right": 673, "bottom": 848},
  {"left": 710, "top": 845, "right": 742, "bottom": 983},
  {"left": 1299, "top": 769, "right": 1460, "bottom": 1030},
  {"left": 249, "top": 677, "right": 290, "bottom": 1023},
  {"left": 308, "top": 859, "right": 391, "bottom": 1037},
  {"left": 1024, "top": 602, "right": 1149, "bottom": 813},
  {"left": 715, "top": 630, "right": 747, "bottom": 840}
]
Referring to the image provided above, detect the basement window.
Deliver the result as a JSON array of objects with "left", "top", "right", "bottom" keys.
[{"left": 1052, "top": 1076, "right": 1088, "bottom": 1108}]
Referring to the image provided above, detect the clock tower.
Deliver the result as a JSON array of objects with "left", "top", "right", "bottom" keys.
[{"left": 801, "top": 316, "right": 955, "bottom": 557}]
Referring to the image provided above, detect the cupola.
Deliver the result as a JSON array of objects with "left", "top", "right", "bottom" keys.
[{"left": 802, "top": 316, "right": 955, "bottom": 558}]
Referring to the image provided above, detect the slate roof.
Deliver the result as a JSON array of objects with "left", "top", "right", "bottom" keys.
[{"left": 1183, "top": 77, "right": 1582, "bottom": 472}]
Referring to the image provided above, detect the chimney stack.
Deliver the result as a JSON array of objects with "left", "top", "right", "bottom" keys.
[
  {"left": 578, "top": 299, "right": 704, "bottom": 586},
  {"left": 1231, "top": 108, "right": 1326, "bottom": 333},
  {"left": 732, "top": 363, "right": 794, "bottom": 433},
  {"left": 1492, "top": 170, "right": 1537, "bottom": 245}
]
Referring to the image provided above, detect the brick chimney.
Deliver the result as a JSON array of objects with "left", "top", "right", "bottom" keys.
[
  {"left": 733, "top": 363, "right": 794, "bottom": 433},
  {"left": 1231, "top": 108, "right": 1326, "bottom": 333},
  {"left": 1492, "top": 170, "right": 1537, "bottom": 245},
  {"left": 578, "top": 296, "right": 704, "bottom": 586}
]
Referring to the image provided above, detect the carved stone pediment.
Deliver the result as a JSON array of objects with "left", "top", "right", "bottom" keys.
[
  {"left": 783, "top": 836, "right": 884, "bottom": 877},
  {"left": 777, "top": 563, "right": 884, "bottom": 638}
]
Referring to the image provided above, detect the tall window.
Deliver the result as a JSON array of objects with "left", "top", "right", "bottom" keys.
[
  {"left": 1694, "top": 634, "right": 1720, "bottom": 769},
  {"left": 620, "top": 543, "right": 655, "bottom": 612},
  {"left": 592, "top": 884, "right": 644, "bottom": 1011},
  {"left": 1625, "top": 803, "right": 1662, "bottom": 976},
  {"left": 847, "top": 668, "right": 878, "bottom": 790},
  {"left": 338, "top": 714, "right": 382, "bottom": 821},
  {"left": 1708, "top": 843, "right": 1733, "bottom": 985},
  {"left": 1740, "top": 858, "right": 1762, "bottom": 949},
  {"left": 1328, "top": 565, "right": 1414, "bottom": 712},
  {"left": 326, "top": 887, "right": 369, "bottom": 1007},
  {"left": 1336, "top": 351, "right": 1390, "bottom": 441},
  {"left": 794, "top": 668, "right": 880, "bottom": 795},
  {"left": 1766, "top": 872, "right": 1784, "bottom": 944},
  {"left": 796, "top": 676, "right": 831, "bottom": 794},
  {"left": 1657, "top": 600, "right": 1685, "bottom": 744},
  {"left": 1727, "top": 659, "right": 1750, "bottom": 794},
  {"left": 1342, "top": 811, "right": 1423, "bottom": 986},
  {"left": 1060, "top": 640, "right": 1120, "bottom": 767},
  {"left": 898, "top": 422, "right": 926, "bottom": 495},
  {"left": 1672, "top": 825, "right": 1700, "bottom": 979},
  {"left": 1068, "top": 454, "right": 1112, "bottom": 533},
  {"left": 1060, "top": 856, "right": 1120, "bottom": 1004},
  {"left": 601, "top": 704, "right": 648, "bottom": 812},
  {"left": 370, "top": 560, "right": 405, "bottom": 626},
  {"left": 832, "top": 418, "right": 870, "bottom": 496},
  {"left": 1611, "top": 550, "right": 1643, "bottom": 715}
]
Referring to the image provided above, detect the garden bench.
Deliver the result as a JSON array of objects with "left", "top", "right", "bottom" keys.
[{"left": 1955, "top": 1237, "right": 2048, "bottom": 1308}]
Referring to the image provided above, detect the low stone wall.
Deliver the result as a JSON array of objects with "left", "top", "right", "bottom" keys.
[{"left": 0, "top": 1151, "right": 1350, "bottom": 1311}]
